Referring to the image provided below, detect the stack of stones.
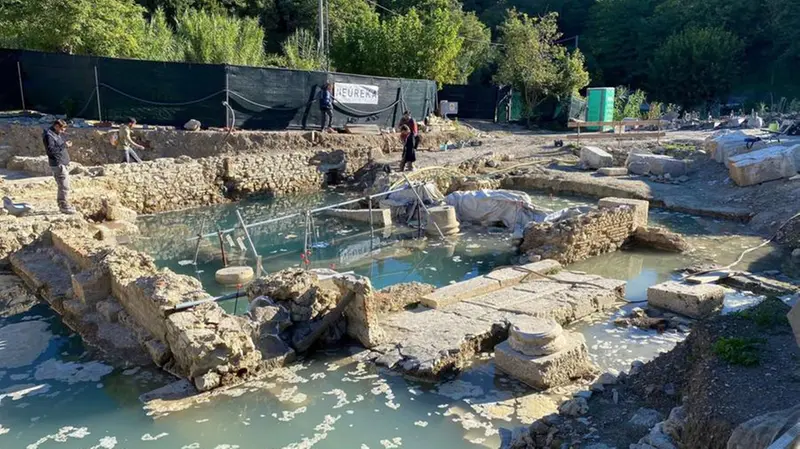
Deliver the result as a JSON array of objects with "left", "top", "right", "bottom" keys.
[{"left": 495, "top": 317, "right": 594, "bottom": 389}]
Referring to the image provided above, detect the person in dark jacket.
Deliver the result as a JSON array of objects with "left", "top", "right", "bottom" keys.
[
  {"left": 399, "top": 125, "right": 416, "bottom": 172},
  {"left": 319, "top": 83, "right": 334, "bottom": 131},
  {"left": 42, "top": 119, "right": 76, "bottom": 214},
  {"left": 399, "top": 110, "right": 419, "bottom": 149}
]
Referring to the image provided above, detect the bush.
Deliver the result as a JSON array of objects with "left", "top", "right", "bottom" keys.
[
  {"left": 176, "top": 9, "right": 266, "bottom": 66},
  {"left": 713, "top": 337, "right": 765, "bottom": 366},
  {"left": 140, "top": 8, "right": 184, "bottom": 62},
  {"left": 281, "top": 29, "right": 325, "bottom": 71}
]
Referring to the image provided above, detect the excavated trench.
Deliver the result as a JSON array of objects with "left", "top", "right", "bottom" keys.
[{"left": 0, "top": 184, "right": 795, "bottom": 449}]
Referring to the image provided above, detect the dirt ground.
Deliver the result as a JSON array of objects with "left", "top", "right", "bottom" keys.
[{"left": 522, "top": 298, "right": 800, "bottom": 449}]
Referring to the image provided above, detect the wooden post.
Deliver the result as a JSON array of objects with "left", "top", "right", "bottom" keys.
[
  {"left": 16, "top": 61, "right": 25, "bottom": 111},
  {"left": 94, "top": 66, "right": 102, "bottom": 122}
]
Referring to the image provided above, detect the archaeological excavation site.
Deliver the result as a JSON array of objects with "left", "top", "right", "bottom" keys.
[{"left": 1, "top": 114, "right": 799, "bottom": 449}]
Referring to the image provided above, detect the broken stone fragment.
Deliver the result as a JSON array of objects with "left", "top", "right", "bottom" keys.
[
  {"left": 580, "top": 146, "right": 614, "bottom": 169},
  {"left": 194, "top": 371, "right": 221, "bottom": 392},
  {"left": 633, "top": 227, "right": 690, "bottom": 253},
  {"left": 558, "top": 397, "right": 588, "bottom": 417}
]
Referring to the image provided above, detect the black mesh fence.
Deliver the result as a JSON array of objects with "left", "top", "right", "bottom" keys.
[
  {"left": 1, "top": 49, "right": 438, "bottom": 130},
  {"left": 439, "top": 84, "right": 506, "bottom": 120}
]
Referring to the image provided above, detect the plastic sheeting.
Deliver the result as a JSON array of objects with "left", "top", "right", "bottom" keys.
[{"left": 445, "top": 189, "right": 591, "bottom": 236}]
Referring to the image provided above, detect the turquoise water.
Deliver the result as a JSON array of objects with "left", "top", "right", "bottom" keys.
[{"left": 1, "top": 190, "right": 791, "bottom": 449}]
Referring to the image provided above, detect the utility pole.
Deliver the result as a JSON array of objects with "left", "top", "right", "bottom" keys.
[{"left": 318, "top": 0, "right": 325, "bottom": 60}]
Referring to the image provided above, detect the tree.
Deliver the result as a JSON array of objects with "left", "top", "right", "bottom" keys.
[
  {"left": 141, "top": 8, "right": 184, "bottom": 61},
  {"left": 649, "top": 27, "right": 743, "bottom": 109},
  {"left": 176, "top": 9, "right": 266, "bottom": 65},
  {"left": 331, "top": 6, "right": 464, "bottom": 84},
  {"left": 454, "top": 12, "right": 492, "bottom": 84},
  {"left": 494, "top": 11, "right": 589, "bottom": 122},
  {"left": 281, "top": 28, "right": 326, "bottom": 70},
  {"left": 1, "top": 0, "right": 148, "bottom": 57}
]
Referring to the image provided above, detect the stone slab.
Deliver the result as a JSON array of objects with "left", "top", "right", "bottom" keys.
[
  {"left": 647, "top": 281, "right": 725, "bottom": 319},
  {"left": 597, "top": 167, "right": 629, "bottom": 177},
  {"left": 727, "top": 144, "right": 798, "bottom": 187},
  {"left": 420, "top": 275, "right": 502, "bottom": 309},
  {"left": 495, "top": 333, "right": 593, "bottom": 389},
  {"left": 485, "top": 267, "right": 529, "bottom": 288},
  {"left": 323, "top": 208, "right": 392, "bottom": 227},
  {"left": 580, "top": 146, "right": 614, "bottom": 169},
  {"left": 599, "top": 197, "right": 650, "bottom": 229},
  {"left": 516, "top": 259, "right": 563, "bottom": 275},
  {"left": 371, "top": 272, "right": 626, "bottom": 379},
  {"left": 626, "top": 153, "right": 689, "bottom": 177},
  {"left": 704, "top": 130, "right": 768, "bottom": 164}
]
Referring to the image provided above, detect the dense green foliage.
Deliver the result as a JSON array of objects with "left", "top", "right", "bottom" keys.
[
  {"left": 5, "top": 0, "right": 794, "bottom": 108},
  {"left": 713, "top": 337, "right": 765, "bottom": 366},
  {"left": 649, "top": 27, "right": 743, "bottom": 109},
  {"left": 494, "top": 12, "right": 589, "bottom": 122}
]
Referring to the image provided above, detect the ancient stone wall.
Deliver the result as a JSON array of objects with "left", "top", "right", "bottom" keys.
[
  {"left": 520, "top": 206, "right": 636, "bottom": 265},
  {"left": 0, "top": 123, "right": 470, "bottom": 167}
]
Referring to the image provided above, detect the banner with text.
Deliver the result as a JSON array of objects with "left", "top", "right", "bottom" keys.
[{"left": 335, "top": 83, "right": 379, "bottom": 105}]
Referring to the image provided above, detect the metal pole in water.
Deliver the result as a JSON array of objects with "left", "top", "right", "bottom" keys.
[
  {"left": 403, "top": 175, "right": 445, "bottom": 239},
  {"left": 16, "top": 61, "right": 25, "bottom": 111},
  {"left": 94, "top": 66, "right": 102, "bottom": 122},
  {"left": 192, "top": 218, "right": 206, "bottom": 272},
  {"left": 236, "top": 209, "right": 259, "bottom": 259},
  {"left": 303, "top": 211, "right": 310, "bottom": 269},
  {"left": 217, "top": 229, "right": 228, "bottom": 267},
  {"left": 367, "top": 195, "right": 375, "bottom": 249}
]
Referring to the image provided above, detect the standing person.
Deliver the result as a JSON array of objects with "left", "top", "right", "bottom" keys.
[
  {"left": 319, "top": 83, "right": 334, "bottom": 132},
  {"left": 399, "top": 110, "right": 419, "bottom": 149},
  {"left": 117, "top": 117, "right": 145, "bottom": 163},
  {"left": 399, "top": 125, "right": 416, "bottom": 172},
  {"left": 42, "top": 119, "right": 76, "bottom": 214}
]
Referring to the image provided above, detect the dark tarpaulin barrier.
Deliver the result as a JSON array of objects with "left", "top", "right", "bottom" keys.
[
  {"left": 97, "top": 58, "right": 225, "bottom": 127},
  {"left": 3, "top": 48, "right": 437, "bottom": 130},
  {"left": 18, "top": 51, "right": 98, "bottom": 119},
  {"left": 227, "top": 65, "right": 326, "bottom": 130},
  {"left": 438, "top": 84, "right": 503, "bottom": 120},
  {"left": 0, "top": 49, "right": 20, "bottom": 111}
]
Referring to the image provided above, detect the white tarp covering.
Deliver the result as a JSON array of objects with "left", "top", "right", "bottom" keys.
[
  {"left": 445, "top": 189, "right": 591, "bottom": 236},
  {"left": 381, "top": 183, "right": 444, "bottom": 207}
]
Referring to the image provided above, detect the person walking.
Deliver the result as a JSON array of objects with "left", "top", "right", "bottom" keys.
[
  {"left": 117, "top": 117, "right": 145, "bottom": 163},
  {"left": 399, "top": 125, "right": 416, "bottom": 172},
  {"left": 319, "top": 83, "right": 334, "bottom": 132},
  {"left": 42, "top": 119, "right": 76, "bottom": 214}
]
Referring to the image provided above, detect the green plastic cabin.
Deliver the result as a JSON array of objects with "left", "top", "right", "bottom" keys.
[{"left": 586, "top": 87, "right": 615, "bottom": 131}]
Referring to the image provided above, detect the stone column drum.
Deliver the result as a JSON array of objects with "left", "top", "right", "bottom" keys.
[
  {"left": 495, "top": 317, "right": 594, "bottom": 389},
  {"left": 425, "top": 205, "right": 460, "bottom": 236}
]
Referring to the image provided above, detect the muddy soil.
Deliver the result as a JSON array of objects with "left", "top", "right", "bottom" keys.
[{"left": 516, "top": 298, "right": 800, "bottom": 448}]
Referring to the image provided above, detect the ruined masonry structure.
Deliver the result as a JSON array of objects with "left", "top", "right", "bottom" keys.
[{"left": 495, "top": 317, "right": 594, "bottom": 389}]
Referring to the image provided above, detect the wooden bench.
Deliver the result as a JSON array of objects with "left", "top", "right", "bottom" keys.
[{"left": 567, "top": 120, "right": 666, "bottom": 145}]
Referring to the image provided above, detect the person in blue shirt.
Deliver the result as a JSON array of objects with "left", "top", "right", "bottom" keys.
[{"left": 319, "top": 83, "right": 334, "bottom": 131}]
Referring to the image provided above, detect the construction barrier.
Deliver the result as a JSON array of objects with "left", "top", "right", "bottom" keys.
[{"left": 0, "top": 48, "right": 437, "bottom": 131}]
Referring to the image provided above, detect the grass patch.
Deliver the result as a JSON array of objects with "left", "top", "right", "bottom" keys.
[
  {"left": 713, "top": 337, "right": 766, "bottom": 366},
  {"left": 733, "top": 300, "right": 790, "bottom": 329}
]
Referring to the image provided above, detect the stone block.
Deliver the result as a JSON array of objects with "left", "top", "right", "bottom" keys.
[
  {"left": 425, "top": 205, "right": 459, "bottom": 237},
  {"left": 727, "top": 145, "right": 798, "bottom": 187},
  {"left": 96, "top": 299, "right": 123, "bottom": 322},
  {"left": 495, "top": 332, "right": 593, "bottom": 389},
  {"left": 323, "top": 208, "right": 392, "bottom": 227},
  {"left": 599, "top": 197, "right": 649, "bottom": 229},
  {"left": 626, "top": 153, "right": 689, "bottom": 177},
  {"left": 597, "top": 167, "right": 629, "bottom": 177},
  {"left": 420, "top": 276, "right": 502, "bottom": 309},
  {"left": 62, "top": 298, "right": 89, "bottom": 317},
  {"left": 144, "top": 339, "right": 171, "bottom": 367},
  {"left": 704, "top": 130, "right": 767, "bottom": 164},
  {"left": 516, "top": 259, "right": 562, "bottom": 275},
  {"left": 633, "top": 227, "right": 689, "bottom": 252},
  {"left": 485, "top": 267, "right": 528, "bottom": 287},
  {"left": 580, "top": 146, "right": 614, "bottom": 169},
  {"left": 71, "top": 268, "right": 111, "bottom": 306},
  {"left": 647, "top": 281, "right": 725, "bottom": 318},
  {"left": 789, "top": 302, "right": 800, "bottom": 348}
]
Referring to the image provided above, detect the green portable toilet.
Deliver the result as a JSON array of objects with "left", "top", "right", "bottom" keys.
[{"left": 586, "top": 87, "right": 615, "bottom": 131}]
